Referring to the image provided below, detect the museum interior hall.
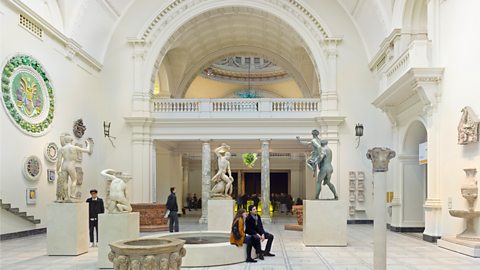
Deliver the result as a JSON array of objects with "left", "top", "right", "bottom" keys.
[{"left": 1, "top": 0, "right": 480, "bottom": 269}]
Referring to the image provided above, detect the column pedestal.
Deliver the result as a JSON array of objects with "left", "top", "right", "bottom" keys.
[
  {"left": 208, "top": 199, "right": 234, "bottom": 231},
  {"left": 303, "top": 200, "right": 347, "bottom": 246},
  {"left": 47, "top": 203, "right": 88, "bottom": 256},
  {"left": 373, "top": 171, "right": 387, "bottom": 270},
  {"left": 98, "top": 212, "right": 140, "bottom": 268}
]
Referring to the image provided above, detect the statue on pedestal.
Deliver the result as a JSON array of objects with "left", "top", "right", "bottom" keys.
[
  {"left": 101, "top": 169, "right": 132, "bottom": 213},
  {"left": 55, "top": 133, "right": 93, "bottom": 202},
  {"left": 297, "top": 130, "right": 338, "bottom": 200},
  {"left": 210, "top": 143, "right": 233, "bottom": 198}
]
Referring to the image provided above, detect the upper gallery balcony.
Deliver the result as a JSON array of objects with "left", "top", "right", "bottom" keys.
[{"left": 151, "top": 98, "right": 321, "bottom": 119}]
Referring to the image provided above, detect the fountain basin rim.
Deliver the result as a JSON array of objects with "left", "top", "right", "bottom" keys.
[{"left": 109, "top": 237, "right": 185, "bottom": 255}]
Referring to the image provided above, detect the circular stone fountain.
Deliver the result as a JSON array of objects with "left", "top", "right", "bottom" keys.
[
  {"left": 156, "top": 231, "right": 245, "bottom": 267},
  {"left": 108, "top": 238, "right": 186, "bottom": 270}
]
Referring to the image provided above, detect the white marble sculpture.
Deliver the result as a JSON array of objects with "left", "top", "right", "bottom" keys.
[
  {"left": 101, "top": 169, "right": 132, "bottom": 213},
  {"left": 210, "top": 143, "right": 233, "bottom": 198},
  {"left": 458, "top": 106, "right": 480, "bottom": 145},
  {"left": 55, "top": 133, "right": 93, "bottom": 202}
]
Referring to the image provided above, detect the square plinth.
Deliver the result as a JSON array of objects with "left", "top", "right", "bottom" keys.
[
  {"left": 303, "top": 200, "right": 347, "bottom": 246},
  {"left": 47, "top": 202, "right": 89, "bottom": 255},
  {"left": 438, "top": 236, "right": 480, "bottom": 257},
  {"left": 208, "top": 199, "right": 234, "bottom": 231},
  {"left": 98, "top": 212, "right": 140, "bottom": 268}
]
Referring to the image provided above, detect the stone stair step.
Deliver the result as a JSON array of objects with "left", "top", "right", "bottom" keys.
[
  {"left": 17, "top": 212, "right": 27, "bottom": 217},
  {"left": 9, "top": 208, "right": 19, "bottom": 213},
  {"left": 1, "top": 203, "right": 11, "bottom": 210}
]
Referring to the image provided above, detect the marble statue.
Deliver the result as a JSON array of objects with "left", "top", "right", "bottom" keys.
[
  {"left": 55, "top": 133, "right": 93, "bottom": 202},
  {"left": 297, "top": 130, "right": 338, "bottom": 200},
  {"left": 210, "top": 143, "right": 233, "bottom": 198},
  {"left": 366, "top": 147, "right": 396, "bottom": 172},
  {"left": 101, "top": 169, "right": 132, "bottom": 213},
  {"left": 458, "top": 106, "right": 480, "bottom": 145}
]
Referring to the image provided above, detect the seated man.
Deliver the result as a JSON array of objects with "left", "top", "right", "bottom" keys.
[{"left": 245, "top": 205, "right": 275, "bottom": 258}]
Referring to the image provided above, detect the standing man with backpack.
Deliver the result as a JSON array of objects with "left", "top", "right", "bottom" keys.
[{"left": 166, "top": 187, "right": 179, "bottom": 232}]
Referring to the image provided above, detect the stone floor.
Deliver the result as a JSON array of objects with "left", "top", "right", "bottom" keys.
[{"left": 1, "top": 214, "right": 479, "bottom": 270}]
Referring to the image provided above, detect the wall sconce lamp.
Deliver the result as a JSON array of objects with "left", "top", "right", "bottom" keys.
[
  {"left": 103, "top": 121, "right": 117, "bottom": 148},
  {"left": 355, "top": 123, "right": 364, "bottom": 148}
]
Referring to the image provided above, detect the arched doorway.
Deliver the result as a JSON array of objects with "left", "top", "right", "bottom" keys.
[{"left": 399, "top": 120, "right": 427, "bottom": 231}]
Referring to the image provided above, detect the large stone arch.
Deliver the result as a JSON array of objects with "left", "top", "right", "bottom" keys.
[
  {"left": 134, "top": 0, "right": 334, "bottom": 100},
  {"left": 172, "top": 45, "right": 312, "bottom": 98}
]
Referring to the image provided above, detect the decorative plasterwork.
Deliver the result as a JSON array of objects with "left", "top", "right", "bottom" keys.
[
  {"left": 138, "top": 0, "right": 330, "bottom": 42},
  {"left": 23, "top": 155, "right": 42, "bottom": 182},
  {"left": 201, "top": 56, "right": 290, "bottom": 85},
  {"left": 368, "top": 28, "right": 401, "bottom": 71},
  {"left": 372, "top": 68, "right": 444, "bottom": 126}
]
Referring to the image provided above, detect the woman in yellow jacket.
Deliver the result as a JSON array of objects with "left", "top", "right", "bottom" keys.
[{"left": 230, "top": 208, "right": 261, "bottom": 262}]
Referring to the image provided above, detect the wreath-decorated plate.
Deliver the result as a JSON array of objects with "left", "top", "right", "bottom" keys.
[
  {"left": 44, "top": 142, "right": 58, "bottom": 163},
  {"left": 1, "top": 54, "right": 55, "bottom": 136},
  {"left": 23, "top": 155, "right": 42, "bottom": 182}
]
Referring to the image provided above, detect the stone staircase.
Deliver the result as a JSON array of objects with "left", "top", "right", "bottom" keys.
[{"left": 0, "top": 199, "right": 41, "bottom": 224}]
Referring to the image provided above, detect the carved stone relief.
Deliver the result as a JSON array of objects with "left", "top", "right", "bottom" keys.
[{"left": 458, "top": 106, "right": 479, "bottom": 145}]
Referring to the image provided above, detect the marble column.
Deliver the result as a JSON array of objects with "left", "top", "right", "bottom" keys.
[
  {"left": 199, "top": 140, "right": 211, "bottom": 224},
  {"left": 182, "top": 156, "right": 189, "bottom": 203},
  {"left": 261, "top": 139, "right": 271, "bottom": 223},
  {"left": 367, "top": 147, "right": 396, "bottom": 270}
]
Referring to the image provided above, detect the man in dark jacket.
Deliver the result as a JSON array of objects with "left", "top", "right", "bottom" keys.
[
  {"left": 166, "top": 187, "right": 179, "bottom": 232},
  {"left": 245, "top": 205, "right": 275, "bottom": 258},
  {"left": 86, "top": 189, "right": 104, "bottom": 247}
]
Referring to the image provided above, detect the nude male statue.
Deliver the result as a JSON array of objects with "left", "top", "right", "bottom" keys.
[
  {"left": 210, "top": 143, "right": 233, "bottom": 197},
  {"left": 56, "top": 133, "right": 92, "bottom": 201},
  {"left": 101, "top": 169, "right": 132, "bottom": 213},
  {"left": 297, "top": 130, "right": 338, "bottom": 200}
]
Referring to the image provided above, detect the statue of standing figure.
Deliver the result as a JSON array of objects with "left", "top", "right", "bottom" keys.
[
  {"left": 297, "top": 129, "right": 338, "bottom": 200},
  {"left": 101, "top": 169, "right": 132, "bottom": 213},
  {"left": 56, "top": 133, "right": 93, "bottom": 202},
  {"left": 210, "top": 143, "right": 233, "bottom": 198}
]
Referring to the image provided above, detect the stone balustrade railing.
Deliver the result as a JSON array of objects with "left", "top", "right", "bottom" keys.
[
  {"left": 381, "top": 40, "right": 431, "bottom": 91},
  {"left": 151, "top": 98, "right": 321, "bottom": 117}
]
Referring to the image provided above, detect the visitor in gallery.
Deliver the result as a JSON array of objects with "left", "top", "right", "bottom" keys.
[
  {"left": 86, "top": 189, "right": 104, "bottom": 247},
  {"left": 186, "top": 193, "right": 193, "bottom": 211},
  {"left": 192, "top": 193, "right": 198, "bottom": 210},
  {"left": 166, "top": 187, "right": 179, "bottom": 232},
  {"left": 245, "top": 205, "right": 275, "bottom": 258},
  {"left": 230, "top": 208, "right": 261, "bottom": 263}
]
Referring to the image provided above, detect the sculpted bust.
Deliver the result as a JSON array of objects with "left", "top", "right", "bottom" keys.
[{"left": 366, "top": 147, "right": 396, "bottom": 172}]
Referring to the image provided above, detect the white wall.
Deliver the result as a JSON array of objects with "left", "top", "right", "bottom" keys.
[
  {"left": 0, "top": 1, "right": 105, "bottom": 234},
  {"left": 435, "top": 0, "right": 480, "bottom": 236}
]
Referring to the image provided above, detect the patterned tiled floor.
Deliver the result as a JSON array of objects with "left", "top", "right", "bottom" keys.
[{"left": 1, "top": 214, "right": 479, "bottom": 269}]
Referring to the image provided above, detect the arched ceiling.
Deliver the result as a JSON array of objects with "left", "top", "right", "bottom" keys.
[
  {"left": 15, "top": 0, "right": 406, "bottom": 65},
  {"left": 159, "top": 7, "right": 317, "bottom": 98}
]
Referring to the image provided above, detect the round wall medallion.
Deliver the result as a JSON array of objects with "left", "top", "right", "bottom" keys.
[
  {"left": 1, "top": 54, "right": 55, "bottom": 136},
  {"left": 44, "top": 142, "right": 58, "bottom": 163},
  {"left": 23, "top": 155, "right": 42, "bottom": 181}
]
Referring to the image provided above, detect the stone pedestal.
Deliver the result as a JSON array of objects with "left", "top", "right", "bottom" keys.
[
  {"left": 131, "top": 203, "right": 168, "bottom": 232},
  {"left": 208, "top": 199, "right": 234, "bottom": 231},
  {"left": 98, "top": 212, "right": 140, "bottom": 268},
  {"left": 438, "top": 236, "right": 480, "bottom": 257},
  {"left": 303, "top": 200, "right": 347, "bottom": 246},
  {"left": 47, "top": 202, "right": 88, "bottom": 255}
]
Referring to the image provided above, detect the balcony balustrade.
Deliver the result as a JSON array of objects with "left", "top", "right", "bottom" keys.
[{"left": 151, "top": 98, "right": 321, "bottom": 119}]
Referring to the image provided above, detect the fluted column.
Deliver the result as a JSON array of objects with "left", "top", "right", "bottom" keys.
[
  {"left": 261, "top": 139, "right": 271, "bottom": 223},
  {"left": 367, "top": 147, "right": 396, "bottom": 270},
  {"left": 199, "top": 140, "right": 211, "bottom": 224}
]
